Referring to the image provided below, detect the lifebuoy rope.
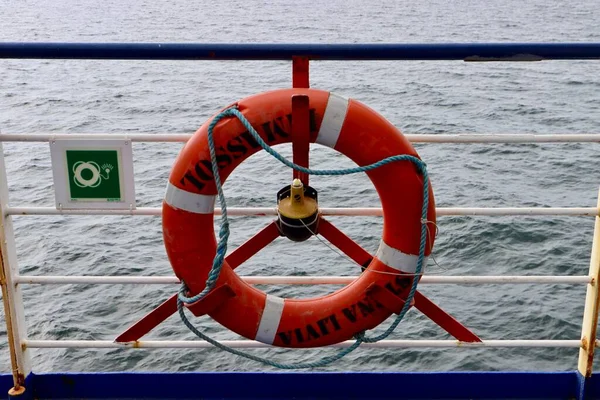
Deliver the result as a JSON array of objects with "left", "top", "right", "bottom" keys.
[{"left": 176, "top": 105, "right": 431, "bottom": 368}]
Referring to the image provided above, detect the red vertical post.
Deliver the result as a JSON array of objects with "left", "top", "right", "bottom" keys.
[
  {"left": 291, "top": 95, "right": 310, "bottom": 185},
  {"left": 291, "top": 57, "right": 310, "bottom": 186},
  {"left": 292, "top": 56, "right": 309, "bottom": 89}
]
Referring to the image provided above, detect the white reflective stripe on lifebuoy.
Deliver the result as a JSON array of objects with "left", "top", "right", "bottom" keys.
[
  {"left": 315, "top": 92, "right": 349, "bottom": 149},
  {"left": 164, "top": 182, "right": 216, "bottom": 214},
  {"left": 374, "top": 240, "right": 428, "bottom": 274},
  {"left": 255, "top": 294, "right": 285, "bottom": 344}
]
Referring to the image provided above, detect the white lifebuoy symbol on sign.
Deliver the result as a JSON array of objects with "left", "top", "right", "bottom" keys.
[{"left": 73, "top": 161, "right": 102, "bottom": 188}]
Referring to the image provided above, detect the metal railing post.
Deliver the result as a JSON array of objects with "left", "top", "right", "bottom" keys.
[
  {"left": 578, "top": 187, "right": 600, "bottom": 377},
  {"left": 0, "top": 142, "right": 31, "bottom": 395}
]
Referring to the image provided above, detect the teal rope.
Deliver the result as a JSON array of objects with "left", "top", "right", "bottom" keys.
[{"left": 177, "top": 106, "right": 429, "bottom": 368}]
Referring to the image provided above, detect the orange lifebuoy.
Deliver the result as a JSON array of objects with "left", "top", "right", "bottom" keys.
[{"left": 163, "top": 88, "right": 436, "bottom": 348}]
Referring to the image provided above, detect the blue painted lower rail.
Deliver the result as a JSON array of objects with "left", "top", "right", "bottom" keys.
[{"left": 1, "top": 371, "right": 599, "bottom": 399}]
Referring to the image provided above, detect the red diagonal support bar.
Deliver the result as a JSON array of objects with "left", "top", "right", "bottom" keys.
[
  {"left": 317, "top": 218, "right": 372, "bottom": 267},
  {"left": 317, "top": 218, "right": 482, "bottom": 342},
  {"left": 115, "top": 221, "right": 281, "bottom": 343},
  {"left": 224, "top": 221, "right": 281, "bottom": 271},
  {"left": 114, "top": 295, "right": 179, "bottom": 343}
]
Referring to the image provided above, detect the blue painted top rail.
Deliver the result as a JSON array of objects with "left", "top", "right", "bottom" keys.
[{"left": 1, "top": 42, "right": 600, "bottom": 61}]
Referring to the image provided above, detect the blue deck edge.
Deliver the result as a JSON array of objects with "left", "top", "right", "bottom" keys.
[{"left": 0, "top": 371, "right": 599, "bottom": 399}]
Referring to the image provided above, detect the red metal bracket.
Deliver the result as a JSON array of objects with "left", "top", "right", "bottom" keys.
[
  {"left": 114, "top": 295, "right": 179, "bottom": 343},
  {"left": 291, "top": 57, "right": 310, "bottom": 186},
  {"left": 220, "top": 221, "right": 281, "bottom": 270},
  {"left": 291, "top": 95, "right": 310, "bottom": 186},
  {"left": 317, "top": 217, "right": 482, "bottom": 342},
  {"left": 316, "top": 218, "right": 372, "bottom": 267},
  {"left": 292, "top": 56, "right": 309, "bottom": 89},
  {"left": 185, "top": 284, "right": 236, "bottom": 317},
  {"left": 114, "top": 221, "right": 281, "bottom": 343},
  {"left": 367, "top": 283, "right": 415, "bottom": 314},
  {"left": 117, "top": 218, "right": 481, "bottom": 343}
]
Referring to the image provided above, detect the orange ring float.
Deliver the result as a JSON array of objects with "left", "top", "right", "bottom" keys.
[{"left": 163, "top": 88, "right": 436, "bottom": 348}]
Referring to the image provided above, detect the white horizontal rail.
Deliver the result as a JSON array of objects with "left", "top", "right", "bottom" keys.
[
  {"left": 15, "top": 275, "right": 591, "bottom": 285},
  {"left": 2, "top": 133, "right": 600, "bottom": 143},
  {"left": 409, "top": 134, "right": 600, "bottom": 143},
  {"left": 5, "top": 206, "right": 599, "bottom": 217},
  {"left": 23, "top": 339, "right": 583, "bottom": 349},
  {"left": 0, "top": 134, "right": 191, "bottom": 143}
]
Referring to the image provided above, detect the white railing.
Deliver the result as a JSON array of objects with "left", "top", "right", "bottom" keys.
[
  {"left": 2, "top": 133, "right": 600, "bottom": 143},
  {"left": 22, "top": 339, "right": 586, "bottom": 349},
  {"left": 13, "top": 275, "right": 593, "bottom": 285},
  {"left": 4, "top": 206, "right": 599, "bottom": 216},
  {"left": 1, "top": 133, "right": 600, "bottom": 389}
]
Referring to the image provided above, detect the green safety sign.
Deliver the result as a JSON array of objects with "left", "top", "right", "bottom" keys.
[
  {"left": 50, "top": 139, "right": 135, "bottom": 210},
  {"left": 66, "top": 150, "right": 121, "bottom": 201}
]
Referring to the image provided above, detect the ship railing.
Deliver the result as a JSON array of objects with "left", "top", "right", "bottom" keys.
[
  {"left": 1, "top": 42, "right": 600, "bottom": 395},
  {"left": 2, "top": 134, "right": 599, "bottom": 369}
]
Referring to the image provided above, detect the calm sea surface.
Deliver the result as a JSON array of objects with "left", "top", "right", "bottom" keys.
[{"left": 1, "top": 0, "right": 600, "bottom": 373}]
